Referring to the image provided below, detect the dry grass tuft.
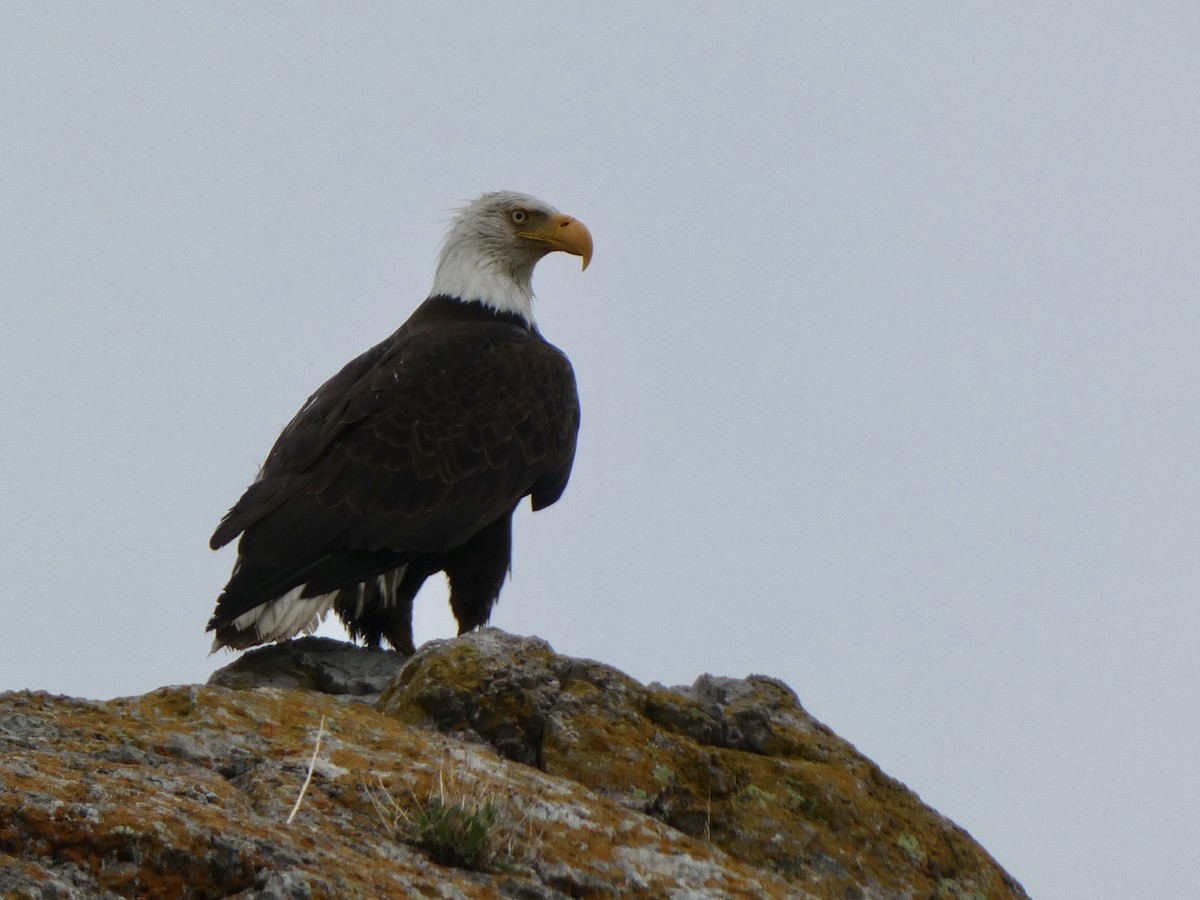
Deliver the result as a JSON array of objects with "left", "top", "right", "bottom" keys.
[{"left": 366, "top": 755, "right": 528, "bottom": 872}]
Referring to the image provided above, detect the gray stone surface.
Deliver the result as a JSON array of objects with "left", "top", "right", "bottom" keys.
[{"left": 207, "top": 635, "right": 407, "bottom": 702}]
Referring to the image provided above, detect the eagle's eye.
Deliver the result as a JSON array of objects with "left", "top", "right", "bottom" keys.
[{"left": 509, "top": 208, "right": 529, "bottom": 225}]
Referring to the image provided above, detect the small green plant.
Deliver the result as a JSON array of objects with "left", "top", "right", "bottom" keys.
[
  {"left": 366, "top": 759, "right": 506, "bottom": 872},
  {"left": 408, "top": 796, "right": 499, "bottom": 869}
]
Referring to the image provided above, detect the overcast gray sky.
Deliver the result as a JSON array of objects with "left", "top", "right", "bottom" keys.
[{"left": 3, "top": 5, "right": 1197, "bottom": 898}]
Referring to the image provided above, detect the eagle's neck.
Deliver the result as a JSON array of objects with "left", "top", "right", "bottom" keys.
[{"left": 429, "top": 241, "right": 537, "bottom": 326}]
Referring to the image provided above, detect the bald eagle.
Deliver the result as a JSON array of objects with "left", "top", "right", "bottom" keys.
[{"left": 207, "top": 192, "right": 591, "bottom": 654}]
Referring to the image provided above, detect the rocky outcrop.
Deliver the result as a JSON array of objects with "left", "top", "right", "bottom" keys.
[{"left": 0, "top": 630, "right": 1028, "bottom": 899}]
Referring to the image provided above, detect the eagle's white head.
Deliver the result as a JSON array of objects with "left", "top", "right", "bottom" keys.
[{"left": 429, "top": 191, "right": 593, "bottom": 325}]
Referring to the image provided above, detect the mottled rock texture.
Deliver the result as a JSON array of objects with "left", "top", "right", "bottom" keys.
[{"left": 0, "top": 630, "right": 1028, "bottom": 899}]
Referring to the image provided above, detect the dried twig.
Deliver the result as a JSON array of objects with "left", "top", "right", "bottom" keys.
[{"left": 286, "top": 715, "right": 326, "bottom": 825}]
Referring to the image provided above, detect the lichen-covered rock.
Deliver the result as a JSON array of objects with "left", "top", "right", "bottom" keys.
[
  {"left": 0, "top": 630, "right": 1028, "bottom": 899},
  {"left": 0, "top": 684, "right": 802, "bottom": 898},
  {"left": 382, "top": 630, "right": 1029, "bottom": 900}
]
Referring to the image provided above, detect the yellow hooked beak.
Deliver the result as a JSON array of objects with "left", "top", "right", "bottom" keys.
[{"left": 519, "top": 213, "right": 593, "bottom": 270}]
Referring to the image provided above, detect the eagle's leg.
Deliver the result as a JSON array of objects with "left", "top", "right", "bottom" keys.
[
  {"left": 334, "top": 563, "right": 430, "bottom": 655},
  {"left": 381, "top": 563, "right": 441, "bottom": 655},
  {"left": 445, "top": 510, "right": 514, "bottom": 636},
  {"left": 379, "top": 595, "right": 416, "bottom": 656}
]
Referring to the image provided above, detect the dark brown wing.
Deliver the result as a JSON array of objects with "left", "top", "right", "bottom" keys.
[
  {"left": 208, "top": 338, "right": 392, "bottom": 551},
  {"left": 209, "top": 309, "right": 579, "bottom": 625}
]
